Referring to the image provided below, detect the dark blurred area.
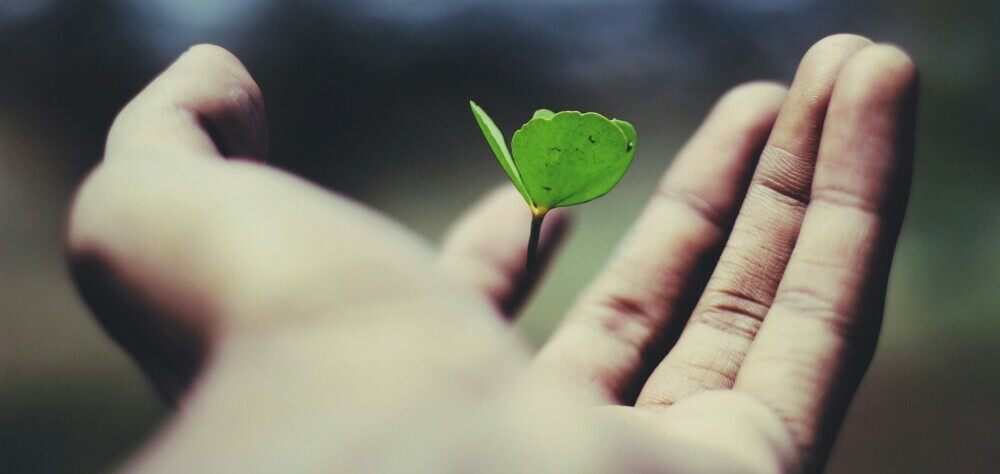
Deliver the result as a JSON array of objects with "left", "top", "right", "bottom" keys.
[{"left": 1, "top": 0, "right": 997, "bottom": 472}]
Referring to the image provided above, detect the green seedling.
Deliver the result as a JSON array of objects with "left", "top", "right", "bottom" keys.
[{"left": 470, "top": 101, "right": 636, "bottom": 271}]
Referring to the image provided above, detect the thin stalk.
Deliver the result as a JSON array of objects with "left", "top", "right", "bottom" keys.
[{"left": 526, "top": 211, "right": 546, "bottom": 273}]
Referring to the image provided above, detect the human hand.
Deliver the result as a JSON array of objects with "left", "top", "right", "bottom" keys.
[{"left": 67, "top": 34, "right": 916, "bottom": 473}]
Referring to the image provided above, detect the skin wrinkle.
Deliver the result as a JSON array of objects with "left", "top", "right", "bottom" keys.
[
  {"left": 638, "top": 336, "right": 745, "bottom": 407},
  {"left": 652, "top": 186, "right": 731, "bottom": 231},
  {"left": 754, "top": 144, "right": 815, "bottom": 206},
  {"left": 692, "top": 289, "right": 769, "bottom": 340},
  {"left": 542, "top": 80, "right": 783, "bottom": 404},
  {"left": 771, "top": 287, "right": 857, "bottom": 342},
  {"left": 634, "top": 35, "right": 875, "bottom": 413},
  {"left": 731, "top": 45, "right": 917, "bottom": 471}
]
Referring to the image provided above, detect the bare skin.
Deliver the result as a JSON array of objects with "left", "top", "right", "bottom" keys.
[{"left": 67, "top": 34, "right": 917, "bottom": 473}]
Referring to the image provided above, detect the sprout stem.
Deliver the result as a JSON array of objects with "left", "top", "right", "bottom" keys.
[{"left": 526, "top": 211, "right": 546, "bottom": 273}]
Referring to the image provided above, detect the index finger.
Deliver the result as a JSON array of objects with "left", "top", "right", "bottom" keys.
[{"left": 105, "top": 44, "right": 268, "bottom": 162}]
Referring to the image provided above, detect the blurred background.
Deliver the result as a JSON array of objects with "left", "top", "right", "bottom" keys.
[{"left": 1, "top": 0, "right": 997, "bottom": 472}]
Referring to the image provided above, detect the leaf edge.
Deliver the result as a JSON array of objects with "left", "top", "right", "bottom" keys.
[{"left": 469, "top": 100, "right": 534, "bottom": 207}]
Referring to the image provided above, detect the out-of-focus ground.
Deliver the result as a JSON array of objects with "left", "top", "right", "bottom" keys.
[{"left": 1, "top": 0, "right": 997, "bottom": 472}]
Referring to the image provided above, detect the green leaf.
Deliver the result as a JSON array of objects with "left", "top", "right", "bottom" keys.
[
  {"left": 612, "top": 119, "right": 637, "bottom": 161},
  {"left": 532, "top": 108, "right": 556, "bottom": 120},
  {"left": 511, "top": 111, "right": 635, "bottom": 210},
  {"left": 469, "top": 101, "right": 533, "bottom": 206},
  {"left": 469, "top": 103, "right": 637, "bottom": 271}
]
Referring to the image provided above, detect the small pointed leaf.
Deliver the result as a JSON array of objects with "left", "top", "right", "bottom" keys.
[{"left": 469, "top": 101, "right": 533, "bottom": 206}]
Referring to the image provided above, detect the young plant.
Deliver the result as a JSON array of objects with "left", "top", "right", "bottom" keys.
[{"left": 470, "top": 101, "right": 637, "bottom": 271}]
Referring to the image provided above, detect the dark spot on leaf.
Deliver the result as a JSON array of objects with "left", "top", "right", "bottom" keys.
[
  {"left": 626, "top": 142, "right": 634, "bottom": 152},
  {"left": 543, "top": 186, "right": 552, "bottom": 191},
  {"left": 551, "top": 147, "right": 561, "bottom": 152},
  {"left": 588, "top": 135, "right": 596, "bottom": 144}
]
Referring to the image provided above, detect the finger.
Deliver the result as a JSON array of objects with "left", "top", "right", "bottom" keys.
[
  {"left": 533, "top": 81, "right": 787, "bottom": 403},
  {"left": 69, "top": 162, "right": 529, "bottom": 470},
  {"left": 439, "top": 185, "right": 570, "bottom": 318},
  {"left": 105, "top": 44, "right": 268, "bottom": 162},
  {"left": 636, "top": 34, "right": 874, "bottom": 407},
  {"left": 68, "top": 157, "right": 453, "bottom": 401},
  {"left": 69, "top": 45, "right": 274, "bottom": 400},
  {"left": 734, "top": 45, "right": 917, "bottom": 470}
]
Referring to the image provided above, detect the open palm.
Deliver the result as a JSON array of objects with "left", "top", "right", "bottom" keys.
[{"left": 68, "top": 35, "right": 916, "bottom": 473}]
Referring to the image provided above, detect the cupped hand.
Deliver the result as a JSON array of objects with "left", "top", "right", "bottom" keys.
[{"left": 67, "top": 34, "right": 916, "bottom": 473}]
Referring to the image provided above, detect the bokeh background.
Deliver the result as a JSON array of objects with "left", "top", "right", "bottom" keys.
[{"left": 1, "top": 0, "right": 997, "bottom": 472}]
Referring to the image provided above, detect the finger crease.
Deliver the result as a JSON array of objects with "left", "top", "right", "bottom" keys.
[
  {"left": 691, "top": 288, "right": 771, "bottom": 340},
  {"left": 811, "top": 186, "right": 883, "bottom": 217},
  {"left": 751, "top": 177, "right": 811, "bottom": 210},
  {"left": 654, "top": 186, "right": 730, "bottom": 231},
  {"left": 573, "top": 295, "right": 664, "bottom": 358},
  {"left": 753, "top": 144, "right": 814, "bottom": 208},
  {"left": 771, "top": 287, "right": 860, "bottom": 343}
]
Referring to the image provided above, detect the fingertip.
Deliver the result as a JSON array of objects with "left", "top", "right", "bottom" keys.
[
  {"left": 711, "top": 81, "right": 788, "bottom": 133},
  {"left": 176, "top": 44, "right": 264, "bottom": 104},
  {"left": 808, "top": 33, "right": 874, "bottom": 50},
  {"left": 543, "top": 206, "right": 572, "bottom": 240},
  {"left": 106, "top": 44, "right": 268, "bottom": 161},
  {"left": 181, "top": 44, "right": 240, "bottom": 63},
  {"left": 814, "top": 44, "right": 918, "bottom": 218},
  {"left": 718, "top": 81, "right": 788, "bottom": 109},
  {"left": 800, "top": 34, "right": 874, "bottom": 69},
  {"left": 440, "top": 183, "right": 571, "bottom": 318},
  {"left": 789, "top": 34, "right": 874, "bottom": 106},
  {"left": 835, "top": 44, "right": 919, "bottom": 105}
]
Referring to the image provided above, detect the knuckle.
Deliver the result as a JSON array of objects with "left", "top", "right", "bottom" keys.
[
  {"left": 653, "top": 185, "right": 729, "bottom": 231},
  {"left": 640, "top": 363, "right": 736, "bottom": 408},
  {"left": 67, "top": 163, "right": 138, "bottom": 257},
  {"left": 66, "top": 166, "right": 108, "bottom": 257},
  {"left": 753, "top": 138, "right": 815, "bottom": 209},
  {"left": 773, "top": 287, "right": 838, "bottom": 317},
  {"left": 810, "top": 185, "right": 881, "bottom": 217},
  {"left": 677, "top": 358, "right": 738, "bottom": 388},
  {"left": 582, "top": 293, "right": 663, "bottom": 350},
  {"left": 602, "top": 294, "right": 660, "bottom": 330},
  {"left": 771, "top": 287, "right": 858, "bottom": 342},
  {"left": 750, "top": 150, "right": 813, "bottom": 209},
  {"left": 691, "top": 287, "right": 771, "bottom": 340}
]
